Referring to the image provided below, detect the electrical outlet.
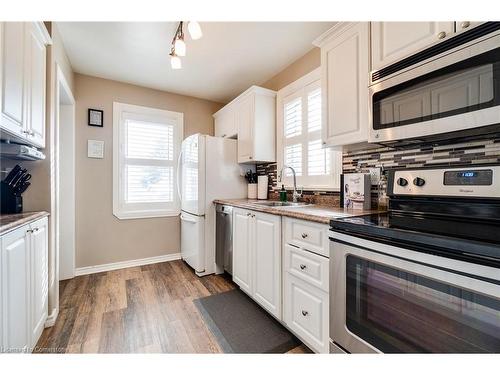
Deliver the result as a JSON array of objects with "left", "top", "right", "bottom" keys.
[{"left": 366, "top": 168, "right": 381, "bottom": 185}]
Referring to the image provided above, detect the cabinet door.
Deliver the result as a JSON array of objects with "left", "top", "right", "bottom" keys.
[
  {"left": 25, "top": 23, "right": 47, "bottom": 148},
  {"left": 29, "top": 218, "right": 48, "bottom": 347},
  {"left": 253, "top": 211, "right": 281, "bottom": 319},
  {"left": 232, "top": 208, "right": 252, "bottom": 294},
  {"left": 371, "top": 22, "right": 455, "bottom": 71},
  {"left": 1, "top": 22, "right": 27, "bottom": 138},
  {"left": 214, "top": 108, "right": 237, "bottom": 138},
  {"left": 284, "top": 273, "right": 329, "bottom": 353},
  {"left": 322, "top": 22, "right": 369, "bottom": 146},
  {"left": 1, "top": 226, "right": 30, "bottom": 352},
  {"left": 237, "top": 94, "right": 254, "bottom": 163}
]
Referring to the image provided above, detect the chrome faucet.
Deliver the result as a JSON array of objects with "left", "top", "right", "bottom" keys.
[{"left": 278, "top": 165, "right": 303, "bottom": 203}]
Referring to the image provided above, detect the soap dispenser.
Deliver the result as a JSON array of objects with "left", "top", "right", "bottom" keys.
[{"left": 279, "top": 184, "right": 287, "bottom": 202}]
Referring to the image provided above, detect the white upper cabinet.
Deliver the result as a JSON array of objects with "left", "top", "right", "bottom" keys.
[
  {"left": 371, "top": 22, "right": 455, "bottom": 71},
  {"left": 1, "top": 22, "right": 26, "bottom": 138},
  {"left": 314, "top": 22, "right": 370, "bottom": 146},
  {"left": 25, "top": 23, "right": 48, "bottom": 148},
  {"left": 0, "top": 22, "right": 50, "bottom": 148},
  {"left": 214, "top": 106, "right": 237, "bottom": 139},
  {"left": 213, "top": 86, "right": 276, "bottom": 163}
]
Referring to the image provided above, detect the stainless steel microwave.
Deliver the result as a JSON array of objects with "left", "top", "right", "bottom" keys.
[{"left": 369, "top": 22, "right": 500, "bottom": 144}]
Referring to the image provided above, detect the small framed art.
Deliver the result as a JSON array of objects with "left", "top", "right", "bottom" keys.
[{"left": 88, "top": 108, "right": 104, "bottom": 127}]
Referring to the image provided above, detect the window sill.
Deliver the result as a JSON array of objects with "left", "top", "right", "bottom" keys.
[{"left": 113, "top": 210, "right": 180, "bottom": 220}]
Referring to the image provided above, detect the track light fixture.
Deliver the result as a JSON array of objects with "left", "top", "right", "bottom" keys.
[{"left": 169, "top": 21, "right": 203, "bottom": 70}]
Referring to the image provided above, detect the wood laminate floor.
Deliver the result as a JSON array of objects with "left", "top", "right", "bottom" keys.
[{"left": 36, "top": 260, "right": 310, "bottom": 354}]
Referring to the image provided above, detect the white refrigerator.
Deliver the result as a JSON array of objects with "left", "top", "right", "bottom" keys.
[{"left": 178, "top": 134, "right": 246, "bottom": 276}]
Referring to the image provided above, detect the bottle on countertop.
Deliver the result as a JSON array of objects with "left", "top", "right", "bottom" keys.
[{"left": 279, "top": 184, "right": 287, "bottom": 202}]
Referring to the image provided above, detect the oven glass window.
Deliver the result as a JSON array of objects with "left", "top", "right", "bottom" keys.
[
  {"left": 346, "top": 256, "right": 500, "bottom": 353},
  {"left": 372, "top": 47, "right": 500, "bottom": 130}
]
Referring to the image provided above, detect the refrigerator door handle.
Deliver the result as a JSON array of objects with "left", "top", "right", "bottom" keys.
[
  {"left": 176, "top": 149, "right": 183, "bottom": 201},
  {"left": 180, "top": 214, "right": 197, "bottom": 223}
]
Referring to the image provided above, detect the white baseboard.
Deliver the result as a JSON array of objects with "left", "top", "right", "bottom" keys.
[
  {"left": 45, "top": 307, "right": 59, "bottom": 328},
  {"left": 74, "top": 253, "right": 182, "bottom": 276}
]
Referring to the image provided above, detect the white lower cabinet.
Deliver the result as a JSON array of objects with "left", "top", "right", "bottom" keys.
[
  {"left": 29, "top": 219, "right": 48, "bottom": 347},
  {"left": 283, "top": 217, "right": 330, "bottom": 353},
  {"left": 0, "top": 216, "right": 48, "bottom": 352},
  {"left": 0, "top": 226, "right": 30, "bottom": 352},
  {"left": 284, "top": 272, "right": 329, "bottom": 354},
  {"left": 232, "top": 208, "right": 281, "bottom": 319}
]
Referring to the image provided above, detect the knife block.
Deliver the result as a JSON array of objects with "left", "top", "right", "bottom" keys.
[{"left": 0, "top": 181, "right": 23, "bottom": 214}]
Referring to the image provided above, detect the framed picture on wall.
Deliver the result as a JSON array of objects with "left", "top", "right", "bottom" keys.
[{"left": 88, "top": 108, "right": 104, "bottom": 127}]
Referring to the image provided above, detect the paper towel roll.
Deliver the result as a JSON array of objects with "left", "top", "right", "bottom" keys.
[{"left": 257, "top": 175, "right": 269, "bottom": 200}]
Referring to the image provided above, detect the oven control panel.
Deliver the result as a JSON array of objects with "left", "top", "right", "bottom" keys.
[{"left": 390, "top": 166, "right": 500, "bottom": 198}]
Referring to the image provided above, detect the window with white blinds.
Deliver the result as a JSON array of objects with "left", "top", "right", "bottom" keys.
[
  {"left": 113, "top": 102, "right": 183, "bottom": 219},
  {"left": 278, "top": 69, "right": 342, "bottom": 190}
]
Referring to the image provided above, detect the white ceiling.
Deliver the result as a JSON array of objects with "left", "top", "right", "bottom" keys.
[{"left": 56, "top": 22, "right": 334, "bottom": 103}]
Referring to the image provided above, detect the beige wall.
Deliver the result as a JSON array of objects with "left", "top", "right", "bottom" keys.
[
  {"left": 261, "top": 47, "right": 320, "bottom": 91},
  {"left": 74, "top": 74, "right": 223, "bottom": 268}
]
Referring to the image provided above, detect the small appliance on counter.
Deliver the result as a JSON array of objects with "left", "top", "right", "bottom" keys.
[{"left": 1, "top": 164, "right": 32, "bottom": 213}]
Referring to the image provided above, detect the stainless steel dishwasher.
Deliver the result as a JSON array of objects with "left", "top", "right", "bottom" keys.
[{"left": 215, "top": 204, "right": 233, "bottom": 275}]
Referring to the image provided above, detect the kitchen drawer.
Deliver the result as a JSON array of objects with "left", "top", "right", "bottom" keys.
[
  {"left": 284, "top": 218, "right": 329, "bottom": 257},
  {"left": 284, "top": 273, "right": 329, "bottom": 353},
  {"left": 284, "top": 244, "right": 329, "bottom": 292}
]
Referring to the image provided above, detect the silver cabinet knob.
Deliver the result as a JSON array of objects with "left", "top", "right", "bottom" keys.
[
  {"left": 301, "top": 233, "right": 308, "bottom": 239},
  {"left": 246, "top": 212, "right": 251, "bottom": 216},
  {"left": 301, "top": 310, "right": 308, "bottom": 316},
  {"left": 221, "top": 134, "right": 226, "bottom": 138},
  {"left": 249, "top": 156, "right": 253, "bottom": 160},
  {"left": 26, "top": 229, "right": 33, "bottom": 233},
  {"left": 437, "top": 31, "right": 447, "bottom": 39},
  {"left": 252, "top": 214, "right": 255, "bottom": 218},
  {"left": 300, "top": 264, "right": 307, "bottom": 270},
  {"left": 22, "top": 129, "right": 30, "bottom": 134},
  {"left": 461, "top": 21, "right": 470, "bottom": 29}
]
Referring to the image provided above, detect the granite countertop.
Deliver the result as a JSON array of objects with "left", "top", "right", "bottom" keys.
[
  {"left": 0, "top": 211, "right": 49, "bottom": 235},
  {"left": 213, "top": 199, "right": 384, "bottom": 224}
]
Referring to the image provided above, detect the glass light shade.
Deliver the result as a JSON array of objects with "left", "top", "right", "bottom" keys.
[
  {"left": 171, "top": 55, "right": 182, "bottom": 69},
  {"left": 174, "top": 38, "right": 186, "bottom": 56},
  {"left": 188, "top": 21, "right": 203, "bottom": 40}
]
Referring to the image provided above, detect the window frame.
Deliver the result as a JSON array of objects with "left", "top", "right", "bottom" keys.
[
  {"left": 276, "top": 68, "right": 342, "bottom": 191},
  {"left": 113, "top": 102, "right": 184, "bottom": 220}
]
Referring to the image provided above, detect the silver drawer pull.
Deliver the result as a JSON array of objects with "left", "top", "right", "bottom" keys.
[
  {"left": 461, "top": 21, "right": 470, "bottom": 29},
  {"left": 299, "top": 264, "right": 307, "bottom": 270},
  {"left": 301, "top": 310, "right": 308, "bottom": 317},
  {"left": 301, "top": 233, "right": 308, "bottom": 239},
  {"left": 437, "top": 31, "right": 447, "bottom": 39}
]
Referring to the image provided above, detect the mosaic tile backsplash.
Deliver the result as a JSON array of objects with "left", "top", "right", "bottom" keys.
[{"left": 256, "top": 136, "right": 500, "bottom": 205}]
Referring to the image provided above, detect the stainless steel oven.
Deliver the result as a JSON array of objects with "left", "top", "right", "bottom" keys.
[
  {"left": 369, "top": 22, "right": 500, "bottom": 144},
  {"left": 329, "top": 165, "right": 500, "bottom": 353},
  {"left": 330, "top": 232, "right": 500, "bottom": 353}
]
